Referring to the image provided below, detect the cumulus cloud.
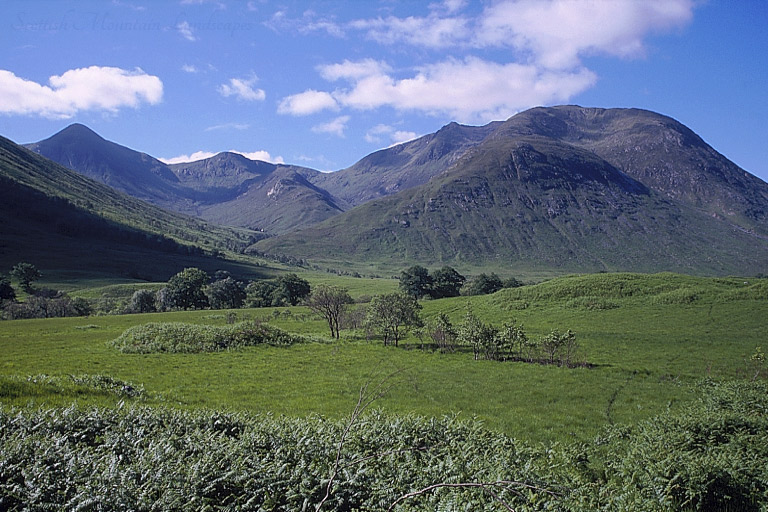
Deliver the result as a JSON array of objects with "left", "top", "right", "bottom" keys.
[
  {"left": 160, "top": 149, "right": 284, "bottom": 165},
  {"left": 312, "top": 57, "right": 596, "bottom": 123},
  {"left": 277, "top": 89, "right": 338, "bottom": 115},
  {"left": 0, "top": 66, "right": 162, "bottom": 119},
  {"left": 177, "top": 21, "right": 197, "bottom": 41},
  {"left": 312, "top": 115, "right": 350, "bottom": 137},
  {"left": 280, "top": 0, "right": 693, "bottom": 124},
  {"left": 218, "top": 76, "right": 266, "bottom": 101},
  {"left": 475, "top": 0, "right": 694, "bottom": 69}
]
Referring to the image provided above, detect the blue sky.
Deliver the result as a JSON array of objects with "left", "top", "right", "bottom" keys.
[{"left": 1, "top": 0, "right": 767, "bottom": 181}]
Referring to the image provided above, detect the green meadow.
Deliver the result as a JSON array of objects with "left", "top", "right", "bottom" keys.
[{"left": 1, "top": 272, "right": 764, "bottom": 445}]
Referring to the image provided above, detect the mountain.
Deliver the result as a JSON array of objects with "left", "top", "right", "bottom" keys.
[
  {"left": 309, "top": 120, "right": 501, "bottom": 207},
  {"left": 491, "top": 106, "right": 768, "bottom": 236},
  {"left": 25, "top": 127, "right": 340, "bottom": 234},
  {"left": 0, "top": 134, "right": 265, "bottom": 281},
  {"left": 24, "top": 124, "right": 184, "bottom": 206},
  {"left": 254, "top": 107, "right": 768, "bottom": 275},
  {"left": 168, "top": 153, "right": 344, "bottom": 233}
]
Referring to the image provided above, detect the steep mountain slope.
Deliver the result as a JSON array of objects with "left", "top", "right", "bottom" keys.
[
  {"left": 309, "top": 121, "right": 500, "bottom": 206},
  {"left": 26, "top": 127, "right": 340, "bottom": 234},
  {"left": 255, "top": 132, "right": 768, "bottom": 275},
  {"left": 491, "top": 106, "right": 768, "bottom": 236},
  {"left": 25, "top": 124, "right": 184, "bottom": 206},
  {"left": 0, "top": 135, "right": 264, "bottom": 280}
]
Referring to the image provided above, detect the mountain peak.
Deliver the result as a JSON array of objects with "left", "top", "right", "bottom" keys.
[{"left": 51, "top": 123, "right": 105, "bottom": 143}]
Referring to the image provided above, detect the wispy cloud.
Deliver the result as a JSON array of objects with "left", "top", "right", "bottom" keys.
[
  {"left": 312, "top": 115, "right": 350, "bottom": 137},
  {"left": 365, "top": 124, "right": 419, "bottom": 146},
  {"left": 218, "top": 75, "right": 265, "bottom": 101},
  {"left": 177, "top": 21, "right": 197, "bottom": 41},
  {"left": 204, "top": 122, "right": 250, "bottom": 131},
  {"left": 0, "top": 66, "right": 162, "bottom": 119}
]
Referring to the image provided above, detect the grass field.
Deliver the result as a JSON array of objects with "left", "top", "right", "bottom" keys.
[{"left": 1, "top": 272, "right": 764, "bottom": 446}]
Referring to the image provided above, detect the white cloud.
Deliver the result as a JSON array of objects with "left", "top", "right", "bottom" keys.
[
  {"left": 350, "top": 13, "right": 468, "bottom": 49},
  {"left": 319, "top": 59, "right": 391, "bottom": 81},
  {"left": 318, "top": 57, "right": 595, "bottom": 124},
  {"left": 181, "top": 64, "right": 199, "bottom": 73},
  {"left": 218, "top": 76, "right": 265, "bottom": 101},
  {"left": 265, "top": 9, "right": 344, "bottom": 37},
  {"left": 160, "top": 149, "right": 284, "bottom": 165},
  {"left": 0, "top": 66, "right": 162, "bottom": 119},
  {"left": 476, "top": 0, "right": 694, "bottom": 69},
  {"left": 204, "top": 122, "right": 250, "bottom": 131},
  {"left": 177, "top": 21, "right": 197, "bottom": 41},
  {"left": 277, "top": 89, "right": 338, "bottom": 116},
  {"left": 365, "top": 123, "right": 419, "bottom": 145},
  {"left": 312, "top": 115, "right": 350, "bottom": 137}
]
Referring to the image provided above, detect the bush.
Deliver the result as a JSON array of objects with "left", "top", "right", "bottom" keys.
[{"left": 110, "top": 321, "right": 306, "bottom": 353}]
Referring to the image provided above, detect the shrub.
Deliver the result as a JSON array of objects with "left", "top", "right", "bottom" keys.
[{"left": 110, "top": 321, "right": 306, "bottom": 353}]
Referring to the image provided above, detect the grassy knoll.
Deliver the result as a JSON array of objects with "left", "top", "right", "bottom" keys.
[{"left": 0, "top": 273, "right": 765, "bottom": 445}]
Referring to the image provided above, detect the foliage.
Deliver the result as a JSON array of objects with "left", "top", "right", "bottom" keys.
[
  {"left": 2, "top": 293, "right": 91, "bottom": 320},
  {"left": 166, "top": 267, "right": 210, "bottom": 310},
  {"left": 366, "top": 292, "right": 423, "bottom": 347},
  {"left": 422, "top": 312, "right": 457, "bottom": 352},
  {"left": 110, "top": 321, "right": 305, "bottom": 353},
  {"left": 245, "top": 274, "right": 311, "bottom": 307},
  {"left": 206, "top": 277, "right": 246, "bottom": 310},
  {"left": 540, "top": 329, "right": 578, "bottom": 366},
  {"left": 457, "top": 306, "right": 501, "bottom": 360},
  {"left": 429, "top": 266, "right": 466, "bottom": 299},
  {"left": 128, "top": 289, "right": 157, "bottom": 314},
  {"left": 10, "top": 262, "right": 41, "bottom": 292},
  {"left": 0, "top": 275, "right": 14, "bottom": 302},
  {"left": 399, "top": 265, "right": 433, "bottom": 299},
  {"left": 461, "top": 272, "right": 504, "bottom": 296},
  {"left": 304, "top": 285, "right": 353, "bottom": 339},
  {"left": 1, "top": 380, "right": 764, "bottom": 511},
  {"left": 273, "top": 273, "right": 311, "bottom": 306}
]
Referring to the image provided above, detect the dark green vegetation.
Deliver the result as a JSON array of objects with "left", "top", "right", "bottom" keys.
[
  {"left": 110, "top": 321, "right": 306, "bottom": 353},
  {"left": 0, "top": 134, "right": 278, "bottom": 285},
  {"left": 1, "top": 272, "right": 767, "bottom": 509}
]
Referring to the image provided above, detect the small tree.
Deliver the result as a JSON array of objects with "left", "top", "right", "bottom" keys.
[
  {"left": 499, "top": 320, "right": 528, "bottom": 360},
  {"left": 305, "top": 285, "right": 352, "bottom": 339},
  {"left": 245, "top": 281, "right": 278, "bottom": 307},
  {"left": 207, "top": 277, "right": 246, "bottom": 309},
  {"left": 129, "top": 289, "right": 157, "bottom": 314},
  {"left": 166, "top": 267, "right": 210, "bottom": 310},
  {"left": 399, "top": 265, "right": 433, "bottom": 299},
  {"left": 426, "top": 312, "right": 458, "bottom": 352},
  {"left": 11, "top": 262, "right": 41, "bottom": 293},
  {"left": 540, "top": 329, "right": 577, "bottom": 366},
  {"left": 367, "top": 292, "right": 423, "bottom": 347},
  {"left": 458, "top": 307, "right": 498, "bottom": 360}
]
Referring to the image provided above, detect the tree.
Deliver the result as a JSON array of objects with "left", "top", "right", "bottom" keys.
[
  {"left": 457, "top": 307, "right": 498, "bottom": 360},
  {"left": 245, "top": 281, "right": 278, "bottom": 307},
  {"left": 166, "top": 267, "right": 210, "bottom": 310},
  {"left": 399, "top": 265, "right": 433, "bottom": 299},
  {"left": 273, "top": 273, "right": 311, "bottom": 306},
  {"left": 429, "top": 266, "right": 466, "bottom": 299},
  {"left": 461, "top": 273, "right": 504, "bottom": 296},
  {"left": 207, "top": 277, "right": 246, "bottom": 310},
  {"left": 426, "top": 312, "right": 457, "bottom": 352},
  {"left": 129, "top": 289, "right": 157, "bottom": 313},
  {"left": 0, "top": 275, "right": 15, "bottom": 302},
  {"left": 367, "top": 292, "right": 423, "bottom": 347},
  {"left": 11, "top": 262, "right": 41, "bottom": 293},
  {"left": 305, "top": 285, "right": 352, "bottom": 339}
]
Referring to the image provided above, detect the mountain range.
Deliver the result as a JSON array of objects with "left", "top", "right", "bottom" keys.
[{"left": 14, "top": 105, "right": 768, "bottom": 275}]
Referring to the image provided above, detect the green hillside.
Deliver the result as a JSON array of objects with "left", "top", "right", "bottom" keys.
[
  {"left": 0, "top": 135, "right": 266, "bottom": 282},
  {"left": 255, "top": 135, "right": 768, "bottom": 275}
]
